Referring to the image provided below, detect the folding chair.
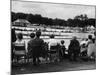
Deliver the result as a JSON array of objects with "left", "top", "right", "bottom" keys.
[
  {"left": 13, "top": 45, "right": 27, "bottom": 64},
  {"left": 49, "top": 45, "right": 60, "bottom": 63}
]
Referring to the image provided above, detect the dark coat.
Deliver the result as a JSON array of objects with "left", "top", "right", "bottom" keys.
[
  {"left": 68, "top": 39, "right": 80, "bottom": 54},
  {"left": 28, "top": 37, "right": 44, "bottom": 57},
  {"left": 11, "top": 29, "right": 16, "bottom": 43}
]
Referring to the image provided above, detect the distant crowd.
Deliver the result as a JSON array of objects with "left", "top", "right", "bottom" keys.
[{"left": 11, "top": 28, "right": 96, "bottom": 65}]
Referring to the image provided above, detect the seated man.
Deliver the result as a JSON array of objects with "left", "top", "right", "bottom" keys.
[{"left": 68, "top": 36, "right": 80, "bottom": 61}]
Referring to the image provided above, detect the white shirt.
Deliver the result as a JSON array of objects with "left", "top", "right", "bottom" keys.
[
  {"left": 14, "top": 39, "right": 26, "bottom": 54},
  {"left": 47, "top": 39, "right": 59, "bottom": 50}
]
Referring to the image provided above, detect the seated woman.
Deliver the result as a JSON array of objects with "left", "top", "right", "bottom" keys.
[
  {"left": 80, "top": 39, "right": 88, "bottom": 56},
  {"left": 27, "top": 32, "right": 35, "bottom": 62},
  {"left": 47, "top": 34, "right": 60, "bottom": 62},
  {"left": 87, "top": 35, "right": 96, "bottom": 60},
  {"left": 68, "top": 36, "right": 80, "bottom": 61},
  {"left": 13, "top": 33, "right": 26, "bottom": 63}
]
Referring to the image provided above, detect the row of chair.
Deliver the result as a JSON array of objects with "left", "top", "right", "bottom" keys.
[{"left": 12, "top": 43, "right": 65, "bottom": 65}]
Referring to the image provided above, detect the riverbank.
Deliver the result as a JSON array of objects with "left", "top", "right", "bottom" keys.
[{"left": 12, "top": 59, "right": 96, "bottom": 75}]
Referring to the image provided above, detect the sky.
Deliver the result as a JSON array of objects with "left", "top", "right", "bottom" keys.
[{"left": 11, "top": 0, "right": 96, "bottom": 20}]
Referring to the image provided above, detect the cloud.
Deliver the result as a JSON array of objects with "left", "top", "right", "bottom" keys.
[{"left": 12, "top": 1, "right": 95, "bottom": 20}]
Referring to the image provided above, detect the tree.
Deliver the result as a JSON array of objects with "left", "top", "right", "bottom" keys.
[
  {"left": 26, "top": 14, "right": 35, "bottom": 24},
  {"left": 11, "top": 12, "right": 17, "bottom": 22},
  {"left": 11, "top": 12, "right": 96, "bottom": 27}
]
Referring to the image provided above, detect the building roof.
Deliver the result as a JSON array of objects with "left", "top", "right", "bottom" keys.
[{"left": 13, "top": 19, "right": 30, "bottom": 24}]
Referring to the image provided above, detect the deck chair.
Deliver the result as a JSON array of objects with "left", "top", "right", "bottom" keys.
[
  {"left": 13, "top": 44, "right": 27, "bottom": 64},
  {"left": 49, "top": 45, "right": 60, "bottom": 63},
  {"left": 80, "top": 43, "right": 87, "bottom": 57}
]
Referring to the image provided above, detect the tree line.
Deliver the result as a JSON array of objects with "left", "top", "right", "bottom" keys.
[{"left": 11, "top": 12, "right": 96, "bottom": 27}]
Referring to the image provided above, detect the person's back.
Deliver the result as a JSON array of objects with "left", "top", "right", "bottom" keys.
[
  {"left": 60, "top": 40, "right": 66, "bottom": 58},
  {"left": 68, "top": 36, "right": 80, "bottom": 61},
  {"left": 12, "top": 28, "right": 16, "bottom": 43},
  {"left": 48, "top": 35, "right": 59, "bottom": 50},
  {"left": 32, "top": 37, "right": 44, "bottom": 47},
  {"left": 14, "top": 33, "right": 26, "bottom": 55},
  {"left": 28, "top": 31, "right": 44, "bottom": 65},
  {"left": 27, "top": 33, "right": 35, "bottom": 58},
  {"left": 69, "top": 39, "right": 80, "bottom": 52},
  {"left": 11, "top": 28, "right": 17, "bottom": 61},
  {"left": 87, "top": 35, "right": 95, "bottom": 58},
  {"left": 28, "top": 37, "right": 43, "bottom": 59},
  {"left": 48, "top": 39, "right": 58, "bottom": 49},
  {"left": 30, "top": 31, "right": 44, "bottom": 57},
  {"left": 47, "top": 34, "right": 60, "bottom": 62},
  {"left": 13, "top": 33, "right": 26, "bottom": 63}
]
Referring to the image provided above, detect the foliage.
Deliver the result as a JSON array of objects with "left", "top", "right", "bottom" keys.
[{"left": 11, "top": 12, "right": 96, "bottom": 27}]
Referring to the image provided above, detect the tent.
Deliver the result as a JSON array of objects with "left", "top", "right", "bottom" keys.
[{"left": 13, "top": 19, "right": 31, "bottom": 27}]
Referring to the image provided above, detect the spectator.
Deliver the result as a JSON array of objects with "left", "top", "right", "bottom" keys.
[
  {"left": 11, "top": 28, "right": 16, "bottom": 42},
  {"left": 11, "top": 28, "right": 16, "bottom": 61},
  {"left": 13, "top": 33, "right": 26, "bottom": 62},
  {"left": 68, "top": 36, "right": 80, "bottom": 61},
  {"left": 80, "top": 38, "right": 88, "bottom": 57},
  {"left": 47, "top": 34, "right": 59, "bottom": 49},
  {"left": 47, "top": 34, "right": 60, "bottom": 62},
  {"left": 27, "top": 33, "right": 35, "bottom": 62},
  {"left": 60, "top": 40, "right": 66, "bottom": 59},
  {"left": 87, "top": 35, "right": 96, "bottom": 59},
  {"left": 27, "top": 31, "right": 44, "bottom": 65}
]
